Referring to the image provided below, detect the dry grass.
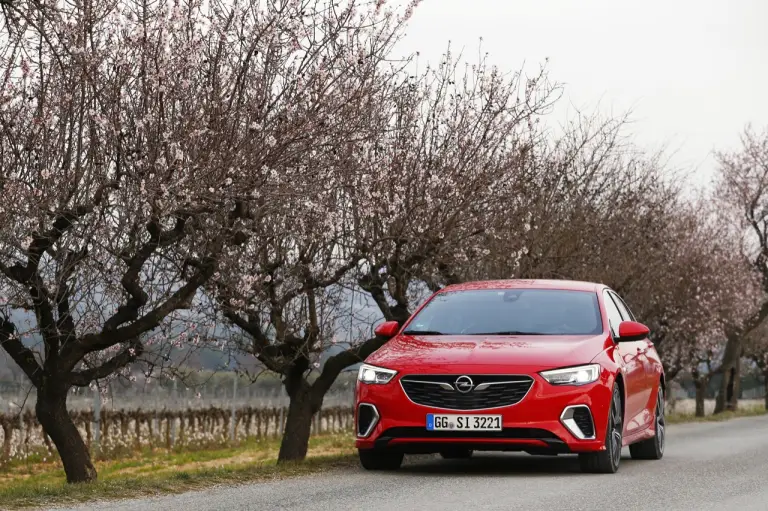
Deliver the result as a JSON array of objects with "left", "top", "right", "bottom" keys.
[
  {"left": 0, "top": 434, "right": 357, "bottom": 510},
  {"left": 666, "top": 404, "right": 767, "bottom": 424},
  {"left": 667, "top": 398, "right": 764, "bottom": 416}
]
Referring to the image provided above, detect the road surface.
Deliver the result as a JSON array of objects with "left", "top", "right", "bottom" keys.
[{"left": 54, "top": 415, "right": 768, "bottom": 511}]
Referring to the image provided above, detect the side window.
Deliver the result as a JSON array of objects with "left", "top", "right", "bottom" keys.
[
  {"left": 602, "top": 291, "right": 623, "bottom": 338},
  {"left": 609, "top": 291, "right": 635, "bottom": 321}
]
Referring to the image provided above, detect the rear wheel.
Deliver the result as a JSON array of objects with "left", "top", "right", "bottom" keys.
[
  {"left": 439, "top": 448, "right": 473, "bottom": 459},
  {"left": 579, "top": 384, "right": 623, "bottom": 474},
  {"left": 358, "top": 449, "right": 403, "bottom": 471},
  {"left": 629, "top": 386, "right": 665, "bottom": 460}
]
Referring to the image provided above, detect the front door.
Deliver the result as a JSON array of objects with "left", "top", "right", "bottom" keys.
[
  {"left": 602, "top": 291, "right": 646, "bottom": 435},
  {"left": 607, "top": 291, "right": 653, "bottom": 432}
]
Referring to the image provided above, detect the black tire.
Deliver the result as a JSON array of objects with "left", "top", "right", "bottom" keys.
[
  {"left": 439, "top": 448, "right": 473, "bottom": 459},
  {"left": 629, "top": 385, "right": 665, "bottom": 460},
  {"left": 358, "top": 449, "right": 403, "bottom": 471},
  {"left": 579, "top": 384, "right": 623, "bottom": 474}
]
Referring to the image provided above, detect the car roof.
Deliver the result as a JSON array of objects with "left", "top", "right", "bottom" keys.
[{"left": 439, "top": 279, "right": 606, "bottom": 293}]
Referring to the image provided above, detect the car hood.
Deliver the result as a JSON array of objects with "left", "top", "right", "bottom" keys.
[{"left": 365, "top": 333, "right": 611, "bottom": 373}]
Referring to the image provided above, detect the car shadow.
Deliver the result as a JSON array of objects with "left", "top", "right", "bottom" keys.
[{"left": 397, "top": 452, "right": 633, "bottom": 477}]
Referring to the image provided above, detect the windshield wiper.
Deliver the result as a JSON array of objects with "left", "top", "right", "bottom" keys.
[
  {"left": 402, "top": 330, "right": 444, "bottom": 336},
  {"left": 471, "top": 331, "right": 548, "bottom": 336}
]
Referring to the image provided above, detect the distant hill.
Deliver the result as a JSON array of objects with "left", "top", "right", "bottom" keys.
[{"left": 0, "top": 284, "right": 393, "bottom": 382}]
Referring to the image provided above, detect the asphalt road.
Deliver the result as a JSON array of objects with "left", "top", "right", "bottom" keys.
[{"left": 54, "top": 415, "right": 768, "bottom": 511}]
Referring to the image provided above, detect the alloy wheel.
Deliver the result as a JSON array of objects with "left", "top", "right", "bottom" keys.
[
  {"left": 610, "top": 388, "right": 623, "bottom": 468},
  {"left": 578, "top": 384, "right": 624, "bottom": 473},
  {"left": 655, "top": 387, "right": 665, "bottom": 454}
]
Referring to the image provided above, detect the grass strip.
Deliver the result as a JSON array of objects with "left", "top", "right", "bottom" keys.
[
  {"left": 0, "top": 455, "right": 357, "bottom": 509},
  {"left": 665, "top": 404, "right": 767, "bottom": 424},
  {"left": 0, "top": 434, "right": 356, "bottom": 510}
]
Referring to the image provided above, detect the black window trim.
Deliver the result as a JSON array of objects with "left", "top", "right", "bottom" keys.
[
  {"left": 608, "top": 290, "right": 636, "bottom": 322},
  {"left": 601, "top": 289, "right": 623, "bottom": 340}
]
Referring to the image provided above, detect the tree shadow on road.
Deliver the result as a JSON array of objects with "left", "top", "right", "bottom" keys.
[{"left": 398, "top": 453, "right": 633, "bottom": 477}]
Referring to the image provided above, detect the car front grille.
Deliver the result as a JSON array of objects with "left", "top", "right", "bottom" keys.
[{"left": 399, "top": 374, "right": 534, "bottom": 410}]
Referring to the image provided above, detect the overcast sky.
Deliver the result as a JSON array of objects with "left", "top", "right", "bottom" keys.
[{"left": 393, "top": 0, "right": 768, "bottom": 188}]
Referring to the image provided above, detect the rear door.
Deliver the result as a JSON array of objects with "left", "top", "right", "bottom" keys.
[{"left": 602, "top": 290, "right": 646, "bottom": 435}]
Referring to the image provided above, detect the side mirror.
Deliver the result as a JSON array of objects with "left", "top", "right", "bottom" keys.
[
  {"left": 617, "top": 321, "right": 650, "bottom": 342},
  {"left": 374, "top": 321, "right": 400, "bottom": 339}
]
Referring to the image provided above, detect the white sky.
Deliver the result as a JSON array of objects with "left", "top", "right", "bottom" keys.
[{"left": 393, "top": 0, "right": 768, "bottom": 188}]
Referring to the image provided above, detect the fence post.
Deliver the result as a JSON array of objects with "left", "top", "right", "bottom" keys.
[
  {"left": 170, "top": 415, "right": 177, "bottom": 449},
  {"left": 230, "top": 375, "right": 237, "bottom": 443},
  {"left": 18, "top": 407, "right": 24, "bottom": 457},
  {"left": 93, "top": 387, "right": 101, "bottom": 457}
]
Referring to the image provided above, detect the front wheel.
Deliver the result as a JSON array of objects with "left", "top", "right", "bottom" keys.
[
  {"left": 579, "top": 384, "right": 623, "bottom": 474},
  {"left": 629, "top": 385, "right": 665, "bottom": 460},
  {"left": 358, "top": 449, "right": 403, "bottom": 471}
]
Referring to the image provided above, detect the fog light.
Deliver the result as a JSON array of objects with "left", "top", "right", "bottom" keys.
[
  {"left": 560, "top": 405, "right": 595, "bottom": 440},
  {"left": 357, "top": 403, "right": 380, "bottom": 438}
]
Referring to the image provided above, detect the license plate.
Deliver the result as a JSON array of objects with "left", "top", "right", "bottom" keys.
[{"left": 426, "top": 413, "right": 502, "bottom": 431}]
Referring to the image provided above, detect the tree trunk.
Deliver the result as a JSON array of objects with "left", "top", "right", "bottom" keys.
[
  {"left": 715, "top": 364, "right": 742, "bottom": 414},
  {"left": 727, "top": 356, "right": 741, "bottom": 411},
  {"left": 764, "top": 368, "right": 768, "bottom": 411},
  {"left": 277, "top": 384, "right": 315, "bottom": 463},
  {"left": 714, "top": 333, "right": 742, "bottom": 414},
  {"left": 36, "top": 383, "right": 97, "bottom": 483},
  {"left": 714, "top": 375, "right": 726, "bottom": 414},
  {"left": 694, "top": 379, "right": 706, "bottom": 417}
]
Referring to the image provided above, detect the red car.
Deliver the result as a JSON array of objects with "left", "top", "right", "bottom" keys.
[{"left": 354, "top": 279, "right": 665, "bottom": 474}]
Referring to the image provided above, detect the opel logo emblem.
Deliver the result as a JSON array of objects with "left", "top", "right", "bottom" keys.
[{"left": 454, "top": 375, "right": 474, "bottom": 393}]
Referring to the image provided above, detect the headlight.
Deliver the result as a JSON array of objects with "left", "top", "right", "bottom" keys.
[
  {"left": 540, "top": 364, "right": 601, "bottom": 386},
  {"left": 357, "top": 363, "right": 397, "bottom": 384}
]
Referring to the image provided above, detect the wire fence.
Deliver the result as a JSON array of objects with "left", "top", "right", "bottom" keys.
[
  {"left": 0, "top": 404, "right": 356, "bottom": 463},
  {"left": 0, "top": 371, "right": 357, "bottom": 464}
]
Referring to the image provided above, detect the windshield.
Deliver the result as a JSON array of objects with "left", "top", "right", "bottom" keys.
[{"left": 403, "top": 288, "right": 604, "bottom": 336}]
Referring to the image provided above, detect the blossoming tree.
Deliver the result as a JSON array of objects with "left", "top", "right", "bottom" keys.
[
  {"left": 214, "top": 48, "right": 559, "bottom": 461},
  {"left": 0, "top": 0, "right": 397, "bottom": 482},
  {"left": 712, "top": 125, "right": 768, "bottom": 412}
]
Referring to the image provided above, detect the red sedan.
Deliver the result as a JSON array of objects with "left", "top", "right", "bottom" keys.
[{"left": 354, "top": 279, "right": 665, "bottom": 474}]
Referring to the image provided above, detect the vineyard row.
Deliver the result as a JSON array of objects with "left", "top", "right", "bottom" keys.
[{"left": 0, "top": 406, "right": 356, "bottom": 462}]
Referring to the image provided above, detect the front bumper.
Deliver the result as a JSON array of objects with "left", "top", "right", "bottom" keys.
[{"left": 355, "top": 372, "right": 613, "bottom": 454}]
